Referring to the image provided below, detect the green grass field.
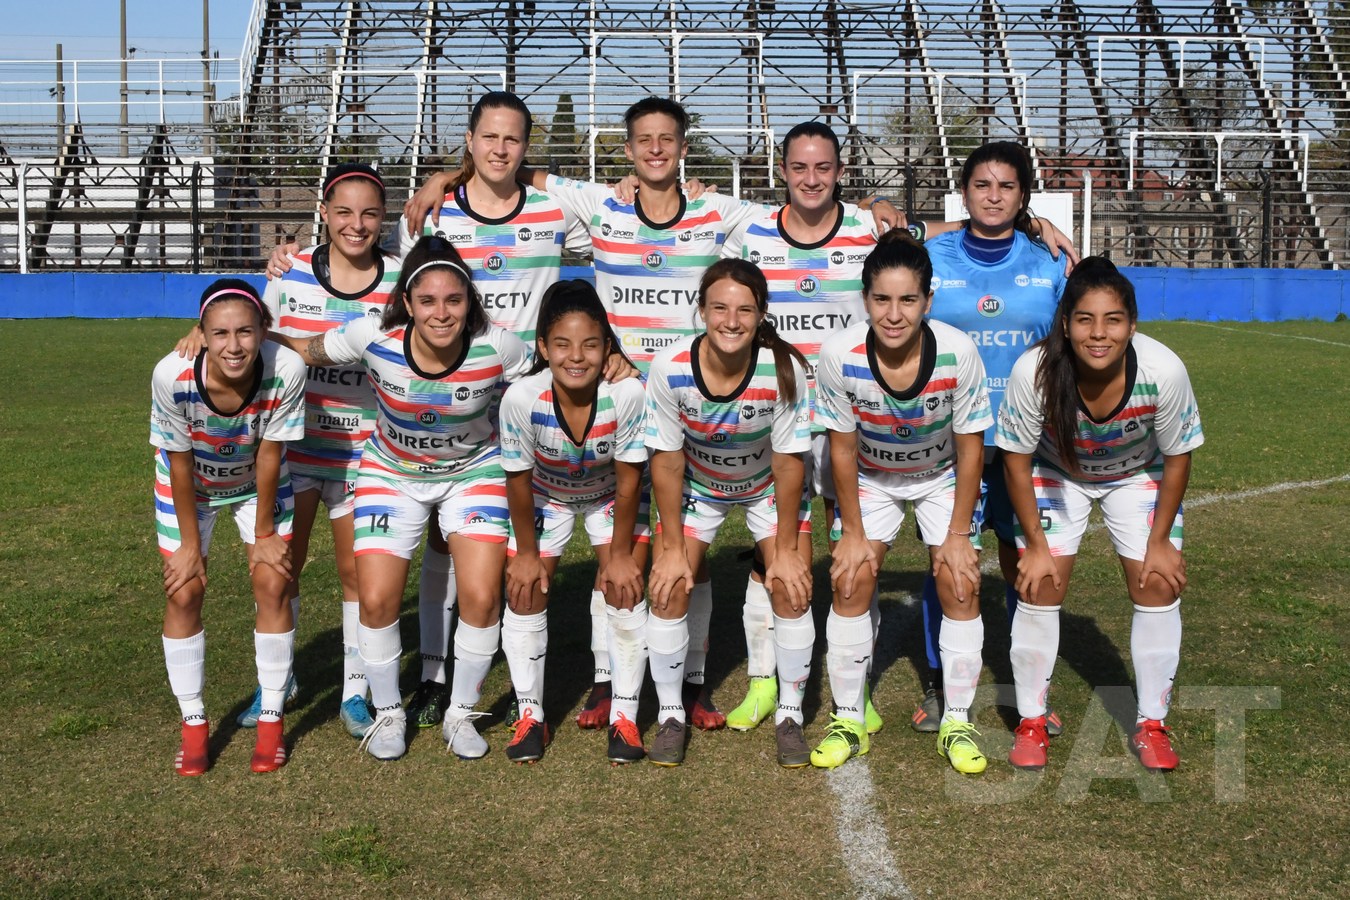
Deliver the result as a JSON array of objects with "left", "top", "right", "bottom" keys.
[{"left": 1, "top": 318, "right": 1347, "bottom": 898}]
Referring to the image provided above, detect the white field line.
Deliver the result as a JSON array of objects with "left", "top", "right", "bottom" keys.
[
  {"left": 825, "top": 764, "right": 913, "bottom": 900},
  {"left": 1175, "top": 321, "right": 1350, "bottom": 348}
]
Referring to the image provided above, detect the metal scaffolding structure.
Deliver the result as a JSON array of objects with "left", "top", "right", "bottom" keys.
[{"left": 2, "top": 0, "right": 1348, "bottom": 271}]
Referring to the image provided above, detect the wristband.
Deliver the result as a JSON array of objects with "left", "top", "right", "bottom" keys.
[
  {"left": 948, "top": 527, "right": 973, "bottom": 537},
  {"left": 255, "top": 529, "right": 276, "bottom": 540}
]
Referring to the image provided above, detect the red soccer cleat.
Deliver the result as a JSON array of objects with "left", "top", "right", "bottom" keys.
[
  {"left": 1009, "top": 716, "right": 1049, "bottom": 769},
  {"left": 250, "top": 718, "right": 288, "bottom": 773},
  {"left": 684, "top": 683, "right": 726, "bottom": 731},
  {"left": 175, "top": 720, "right": 210, "bottom": 777},
  {"left": 1131, "top": 719, "right": 1179, "bottom": 772},
  {"left": 576, "top": 682, "right": 612, "bottom": 730}
]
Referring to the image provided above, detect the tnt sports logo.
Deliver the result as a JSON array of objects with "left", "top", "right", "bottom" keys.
[
  {"left": 643, "top": 250, "right": 665, "bottom": 271},
  {"left": 892, "top": 424, "right": 914, "bottom": 439},
  {"left": 796, "top": 275, "right": 820, "bottom": 298},
  {"left": 218, "top": 443, "right": 238, "bottom": 457},
  {"left": 596, "top": 440, "right": 611, "bottom": 455},
  {"left": 454, "top": 386, "right": 471, "bottom": 401},
  {"left": 366, "top": 306, "right": 382, "bottom": 319},
  {"left": 710, "top": 430, "right": 728, "bottom": 444},
  {"left": 742, "top": 405, "right": 757, "bottom": 419},
  {"left": 678, "top": 230, "right": 692, "bottom": 243},
  {"left": 273, "top": 500, "right": 285, "bottom": 517},
  {"left": 829, "top": 250, "right": 845, "bottom": 265},
  {"left": 748, "top": 249, "right": 762, "bottom": 264},
  {"left": 517, "top": 227, "right": 532, "bottom": 242},
  {"left": 930, "top": 274, "right": 941, "bottom": 292},
  {"left": 416, "top": 409, "right": 439, "bottom": 427},
  {"left": 1124, "top": 420, "right": 1140, "bottom": 433},
  {"left": 978, "top": 294, "right": 1004, "bottom": 318},
  {"left": 925, "top": 396, "right": 940, "bottom": 411},
  {"left": 1015, "top": 274, "right": 1030, "bottom": 287},
  {"left": 601, "top": 223, "right": 613, "bottom": 237},
  {"left": 483, "top": 253, "right": 506, "bottom": 274},
  {"left": 286, "top": 297, "right": 298, "bottom": 312}
]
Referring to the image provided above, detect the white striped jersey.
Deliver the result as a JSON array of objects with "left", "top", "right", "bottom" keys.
[
  {"left": 262, "top": 244, "right": 399, "bottom": 482},
  {"left": 995, "top": 332, "right": 1204, "bottom": 483},
  {"left": 323, "top": 318, "right": 531, "bottom": 482},
  {"left": 499, "top": 370, "right": 648, "bottom": 505},
  {"left": 393, "top": 183, "right": 587, "bottom": 343},
  {"left": 815, "top": 320, "right": 993, "bottom": 482},
  {"left": 545, "top": 174, "right": 767, "bottom": 370},
  {"left": 724, "top": 201, "right": 876, "bottom": 372},
  {"left": 645, "top": 335, "right": 810, "bottom": 501},
  {"left": 150, "top": 342, "right": 307, "bottom": 504}
]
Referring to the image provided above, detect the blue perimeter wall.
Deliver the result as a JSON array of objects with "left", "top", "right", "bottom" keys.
[{"left": 2, "top": 266, "right": 1347, "bottom": 320}]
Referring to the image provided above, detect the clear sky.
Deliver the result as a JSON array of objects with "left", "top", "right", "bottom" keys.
[{"left": 0, "top": 0, "right": 251, "bottom": 61}]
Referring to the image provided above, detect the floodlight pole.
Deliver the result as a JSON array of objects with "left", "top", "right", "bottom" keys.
[{"left": 120, "top": 0, "right": 129, "bottom": 156}]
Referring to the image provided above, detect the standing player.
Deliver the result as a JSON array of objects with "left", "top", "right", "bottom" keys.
[
  {"left": 270, "top": 92, "right": 591, "bottom": 729},
  {"left": 911, "top": 141, "right": 1071, "bottom": 735},
  {"left": 645, "top": 259, "right": 815, "bottom": 767},
  {"left": 273, "top": 237, "right": 531, "bottom": 761},
  {"left": 152, "top": 279, "right": 307, "bottom": 775},
  {"left": 499, "top": 281, "right": 650, "bottom": 764},
  {"left": 722, "top": 121, "right": 889, "bottom": 735},
  {"left": 815, "top": 231, "right": 992, "bottom": 771},
  {"left": 996, "top": 257, "right": 1201, "bottom": 771}
]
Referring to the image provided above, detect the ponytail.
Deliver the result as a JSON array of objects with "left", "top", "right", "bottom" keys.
[{"left": 756, "top": 317, "right": 810, "bottom": 406}]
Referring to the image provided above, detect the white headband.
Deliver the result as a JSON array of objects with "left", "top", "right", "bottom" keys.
[{"left": 407, "top": 258, "right": 473, "bottom": 287}]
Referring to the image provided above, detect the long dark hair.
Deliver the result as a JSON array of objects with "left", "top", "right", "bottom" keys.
[
  {"left": 453, "top": 91, "right": 533, "bottom": 191},
  {"left": 698, "top": 258, "right": 809, "bottom": 405},
  {"left": 960, "top": 141, "right": 1035, "bottom": 236},
  {"left": 781, "top": 121, "right": 844, "bottom": 203},
  {"left": 1035, "top": 256, "right": 1139, "bottom": 474},
  {"left": 861, "top": 227, "right": 933, "bottom": 298},
  {"left": 528, "top": 279, "right": 633, "bottom": 376},
  {"left": 384, "top": 236, "right": 488, "bottom": 337}
]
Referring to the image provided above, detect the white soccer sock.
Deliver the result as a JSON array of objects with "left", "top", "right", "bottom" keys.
[
  {"left": 868, "top": 587, "right": 881, "bottom": 674},
  {"left": 1009, "top": 601, "right": 1061, "bottom": 719},
  {"left": 608, "top": 601, "right": 649, "bottom": 725},
  {"left": 743, "top": 575, "right": 776, "bottom": 679},
  {"left": 254, "top": 629, "right": 296, "bottom": 723},
  {"left": 1132, "top": 599, "right": 1182, "bottom": 722},
  {"left": 825, "top": 609, "right": 872, "bottom": 725},
  {"left": 589, "top": 589, "right": 611, "bottom": 683},
  {"left": 684, "top": 581, "right": 712, "bottom": 687},
  {"left": 449, "top": 620, "right": 499, "bottom": 718},
  {"left": 938, "top": 615, "right": 984, "bottom": 724},
  {"left": 162, "top": 631, "right": 206, "bottom": 724},
  {"left": 502, "top": 608, "right": 548, "bottom": 723},
  {"left": 419, "top": 548, "right": 457, "bottom": 683},
  {"left": 646, "top": 613, "right": 689, "bottom": 724},
  {"left": 359, "top": 620, "right": 403, "bottom": 715},
  {"left": 773, "top": 612, "right": 815, "bottom": 725},
  {"left": 341, "top": 600, "right": 366, "bottom": 701}
]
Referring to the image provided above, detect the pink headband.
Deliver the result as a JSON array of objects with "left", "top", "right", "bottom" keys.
[
  {"left": 325, "top": 170, "right": 385, "bottom": 194},
  {"left": 200, "top": 288, "right": 265, "bottom": 318}
]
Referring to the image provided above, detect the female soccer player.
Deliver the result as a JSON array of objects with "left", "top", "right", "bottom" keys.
[
  {"left": 152, "top": 279, "right": 307, "bottom": 775},
  {"left": 816, "top": 230, "right": 993, "bottom": 771},
  {"left": 645, "top": 258, "right": 814, "bottom": 768},
  {"left": 499, "top": 280, "right": 650, "bottom": 764},
  {"left": 996, "top": 257, "right": 1202, "bottom": 771},
  {"left": 275, "top": 236, "right": 531, "bottom": 762},
  {"left": 246, "top": 162, "right": 398, "bottom": 739},
  {"left": 912, "top": 141, "right": 1071, "bottom": 735}
]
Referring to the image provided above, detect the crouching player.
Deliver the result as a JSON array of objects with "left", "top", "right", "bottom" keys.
[
  {"left": 151, "top": 279, "right": 307, "bottom": 775},
  {"left": 815, "top": 231, "right": 993, "bottom": 772},
  {"left": 498, "top": 281, "right": 650, "bottom": 764},
  {"left": 997, "top": 257, "right": 1203, "bottom": 771},
  {"left": 645, "top": 259, "right": 815, "bottom": 768}
]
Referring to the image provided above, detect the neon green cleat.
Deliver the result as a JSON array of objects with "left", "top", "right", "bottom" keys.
[
  {"left": 864, "top": 683, "right": 884, "bottom": 735},
  {"left": 726, "top": 676, "right": 777, "bottom": 732},
  {"left": 810, "top": 715, "right": 869, "bottom": 769},
  {"left": 938, "top": 717, "right": 988, "bottom": 775}
]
